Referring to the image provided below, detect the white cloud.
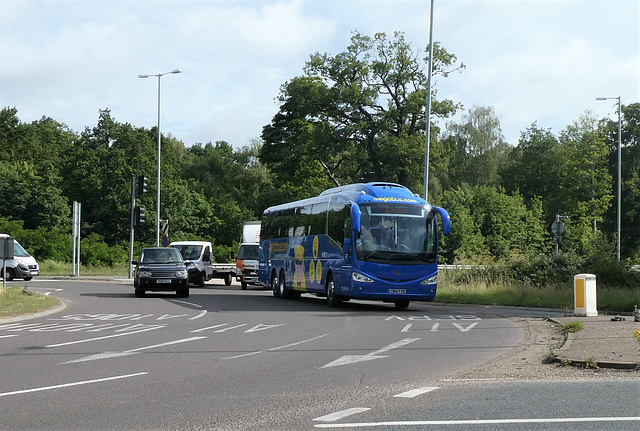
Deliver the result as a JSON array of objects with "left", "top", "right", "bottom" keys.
[{"left": 0, "top": 0, "right": 638, "bottom": 148}]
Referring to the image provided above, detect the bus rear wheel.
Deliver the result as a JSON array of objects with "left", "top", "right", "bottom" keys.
[{"left": 271, "top": 272, "right": 280, "bottom": 298}]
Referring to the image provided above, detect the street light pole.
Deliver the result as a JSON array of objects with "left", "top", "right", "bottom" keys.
[
  {"left": 423, "top": 0, "right": 435, "bottom": 202},
  {"left": 596, "top": 96, "right": 622, "bottom": 262},
  {"left": 138, "top": 69, "right": 182, "bottom": 246}
]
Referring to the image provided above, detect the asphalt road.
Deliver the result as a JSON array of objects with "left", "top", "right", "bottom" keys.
[{"left": 1, "top": 279, "right": 638, "bottom": 430}]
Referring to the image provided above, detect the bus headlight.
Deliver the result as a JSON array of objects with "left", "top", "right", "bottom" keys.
[
  {"left": 352, "top": 272, "right": 374, "bottom": 283},
  {"left": 420, "top": 275, "right": 437, "bottom": 285}
]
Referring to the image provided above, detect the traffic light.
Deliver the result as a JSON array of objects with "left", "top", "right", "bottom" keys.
[
  {"left": 134, "top": 206, "right": 146, "bottom": 226},
  {"left": 137, "top": 175, "right": 147, "bottom": 196}
]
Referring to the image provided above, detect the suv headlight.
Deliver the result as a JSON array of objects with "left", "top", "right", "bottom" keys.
[
  {"left": 352, "top": 272, "right": 374, "bottom": 283},
  {"left": 176, "top": 270, "right": 188, "bottom": 278},
  {"left": 420, "top": 275, "right": 437, "bottom": 285},
  {"left": 139, "top": 270, "right": 152, "bottom": 278}
]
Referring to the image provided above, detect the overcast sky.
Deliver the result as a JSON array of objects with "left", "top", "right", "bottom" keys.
[{"left": 1, "top": 0, "right": 638, "bottom": 149}]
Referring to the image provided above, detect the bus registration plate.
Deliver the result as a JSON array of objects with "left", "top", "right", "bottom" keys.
[{"left": 389, "top": 289, "right": 406, "bottom": 293}]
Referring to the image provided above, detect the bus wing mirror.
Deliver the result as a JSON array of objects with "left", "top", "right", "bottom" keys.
[
  {"left": 432, "top": 206, "right": 451, "bottom": 236},
  {"left": 350, "top": 203, "right": 361, "bottom": 233}
]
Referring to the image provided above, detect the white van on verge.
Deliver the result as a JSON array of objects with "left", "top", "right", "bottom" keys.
[{"left": 0, "top": 234, "right": 40, "bottom": 281}]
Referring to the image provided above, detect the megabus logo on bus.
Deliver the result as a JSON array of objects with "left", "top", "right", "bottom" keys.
[
  {"left": 270, "top": 242, "right": 288, "bottom": 253},
  {"left": 373, "top": 197, "right": 418, "bottom": 203}
]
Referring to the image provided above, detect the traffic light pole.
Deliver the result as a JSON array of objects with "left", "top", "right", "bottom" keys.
[{"left": 128, "top": 175, "right": 136, "bottom": 278}]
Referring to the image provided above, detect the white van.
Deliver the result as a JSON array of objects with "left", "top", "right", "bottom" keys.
[{"left": 0, "top": 234, "right": 40, "bottom": 281}]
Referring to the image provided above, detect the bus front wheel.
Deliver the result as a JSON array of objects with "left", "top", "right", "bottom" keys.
[
  {"left": 326, "top": 275, "right": 341, "bottom": 308},
  {"left": 394, "top": 300, "right": 410, "bottom": 310}
]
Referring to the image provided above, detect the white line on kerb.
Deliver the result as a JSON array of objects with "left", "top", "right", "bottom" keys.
[
  {"left": 313, "top": 416, "right": 640, "bottom": 428},
  {"left": 0, "top": 372, "right": 148, "bottom": 398}
]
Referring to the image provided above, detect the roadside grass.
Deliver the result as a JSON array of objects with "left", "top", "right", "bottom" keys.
[
  {"left": 40, "top": 259, "right": 129, "bottom": 276},
  {"left": 0, "top": 286, "right": 60, "bottom": 318},
  {"left": 437, "top": 270, "right": 640, "bottom": 313}
]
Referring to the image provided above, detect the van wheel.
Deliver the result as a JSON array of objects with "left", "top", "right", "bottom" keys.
[
  {"left": 241, "top": 281, "right": 248, "bottom": 290},
  {"left": 197, "top": 271, "right": 205, "bottom": 287},
  {"left": 4, "top": 268, "right": 15, "bottom": 281},
  {"left": 224, "top": 273, "right": 233, "bottom": 286},
  {"left": 23, "top": 276, "right": 32, "bottom": 281}
]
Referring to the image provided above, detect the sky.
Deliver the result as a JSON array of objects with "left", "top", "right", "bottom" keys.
[{"left": 1, "top": 0, "right": 638, "bottom": 149}]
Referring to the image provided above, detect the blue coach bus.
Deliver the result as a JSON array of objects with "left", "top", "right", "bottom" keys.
[{"left": 258, "top": 182, "right": 451, "bottom": 309}]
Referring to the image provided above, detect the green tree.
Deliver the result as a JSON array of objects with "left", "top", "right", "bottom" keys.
[
  {"left": 501, "top": 123, "right": 564, "bottom": 219},
  {"left": 559, "top": 113, "right": 613, "bottom": 253},
  {"left": 261, "top": 31, "right": 463, "bottom": 195},
  {"left": 443, "top": 105, "right": 511, "bottom": 188}
]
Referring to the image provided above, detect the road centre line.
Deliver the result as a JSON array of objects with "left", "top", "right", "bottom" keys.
[
  {"left": 46, "top": 325, "right": 163, "bottom": 348},
  {"left": 222, "top": 333, "right": 329, "bottom": 360},
  {"left": 313, "top": 417, "right": 640, "bottom": 428},
  {"left": 0, "top": 372, "right": 148, "bottom": 398}
]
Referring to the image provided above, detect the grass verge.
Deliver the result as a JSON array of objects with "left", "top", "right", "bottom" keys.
[
  {"left": 437, "top": 269, "right": 640, "bottom": 312},
  {"left": 0, "top": 287, "right": 60, "bottom": 319}
]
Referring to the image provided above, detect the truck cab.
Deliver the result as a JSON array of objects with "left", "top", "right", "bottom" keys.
[
  {"left": 236, "top": 243, "right": 259, "bottom": 289},
  {"left": 169, "top": 241, "right": 213, "bottom": 287}
]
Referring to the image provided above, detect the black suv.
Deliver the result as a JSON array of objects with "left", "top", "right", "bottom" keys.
[{"left": 133, "top": 247, "right": 189, "bottom": 297}]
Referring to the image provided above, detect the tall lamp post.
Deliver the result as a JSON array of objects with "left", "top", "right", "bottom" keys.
[
  {"left": 138, "top": 69, "right": 182, "bottom": 246},
  {"left": 596, "top": 96, "right": 622, "bottom": 262},
  {"left": 423, "top": 0, "right": 435, "bottom": 202}
]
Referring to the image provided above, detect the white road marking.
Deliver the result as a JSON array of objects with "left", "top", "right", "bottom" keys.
[
  {"left": 452, "top": 322, "right": 478, "bottom": 332},
  {"left": 401, "top": 324, "right": 411, "bottom": 332},
  {"left": 170, "top": 299, "right": 203, "bottom": 308},
  {"left": 313, "top": 408, "right": 371, "bottom": 422},
  {"left": 222, "top": 333, "right": 329, "bottom": 360},
  {"left": 314, "top": 417, "right": 640, "bottom": 428},
  {"left": 321, "top": 338, "right": 420, "bottom": 369},
  {"left": 0, "top": 334, "right": 19, "bottom": 339},
  {"left": 46, "top": 325, "right": 163, "bottom": 348},
  {"left": 0, "top": 372, "right": 148, "bottom": 398},
  {"left": 190, "top": 310, "right": 207, "bottom": 320},
  {"left": 394, "top": 387, "right": 439, "bottom": 398},
  {"left": 62, "top": 336, "right": 207, "bottom": 364},
  {"left": 191, "top": 323, "right": 229, "bottom": 332}
]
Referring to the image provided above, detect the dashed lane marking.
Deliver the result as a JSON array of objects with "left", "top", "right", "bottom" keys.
[
  {"left": 393, "top": 387, "right": 439, "bottom": 398},
  {"left": 313, "top": 408, "right": 371, "bottom": 422}
]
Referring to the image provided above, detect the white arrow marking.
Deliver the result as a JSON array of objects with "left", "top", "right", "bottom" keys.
[
  {"left": 62, "top": 336, "right": 207, "bottom": 364},
  {"left": 321, "top": 338, "right": 420, "bottom": 368},
  {"left": 452, "top": 322, "right": 479, "bottom": 332}
]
